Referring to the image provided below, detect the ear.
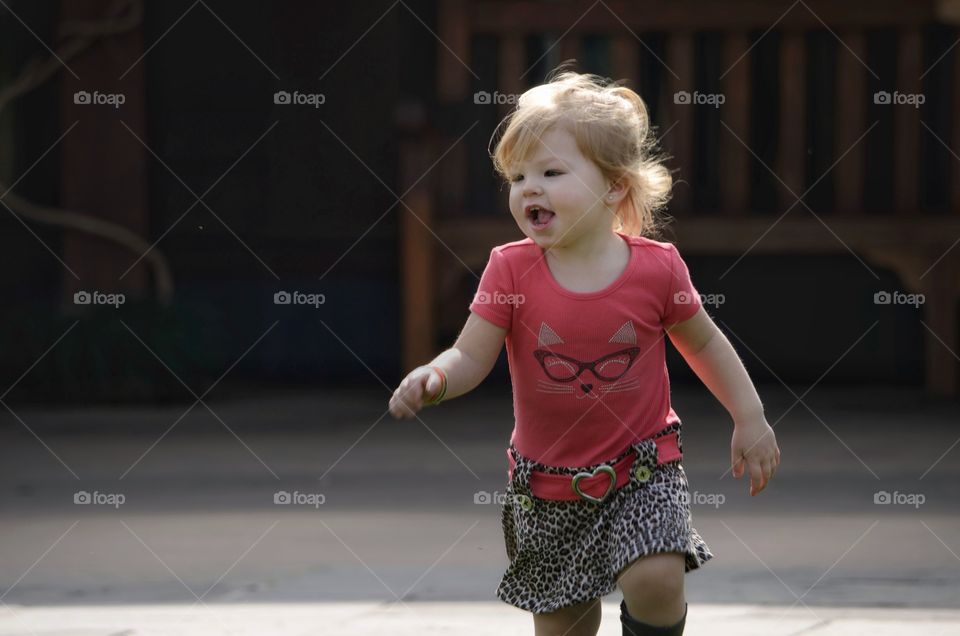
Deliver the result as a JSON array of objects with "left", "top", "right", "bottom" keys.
[{"left": 605, "top": 178, "right": 629, "bottom": 206}]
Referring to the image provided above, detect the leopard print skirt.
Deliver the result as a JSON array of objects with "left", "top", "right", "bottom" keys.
[{"left": 496, "top": 422, "right": 714, "bottom": 614}]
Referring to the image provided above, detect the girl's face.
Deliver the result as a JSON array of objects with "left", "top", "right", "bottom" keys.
[{"left": 507, "top": 126, "right": 620, "bottom": 250}]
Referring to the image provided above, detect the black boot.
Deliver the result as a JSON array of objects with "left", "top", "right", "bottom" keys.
[{"left": 620, "top": 600, "right": 687, "bottom": 636}]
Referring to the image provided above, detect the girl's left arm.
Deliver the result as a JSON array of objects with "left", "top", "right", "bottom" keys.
[{"left": 666, "top": 306, "right": 781, "bottom": 497}]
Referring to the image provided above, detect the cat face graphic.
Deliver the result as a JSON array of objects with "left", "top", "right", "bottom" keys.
[{"left": 533, "top": 321, "right": 643, "bottom": 400}]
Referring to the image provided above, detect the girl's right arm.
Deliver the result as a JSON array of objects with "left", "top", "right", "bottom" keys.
[{"left": 389, "top": 311, "right": 507, "bottom": 419}]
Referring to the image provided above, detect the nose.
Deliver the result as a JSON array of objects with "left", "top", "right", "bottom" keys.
[{"left": 522, "top": 179, "right": 542, "bottom": 197}]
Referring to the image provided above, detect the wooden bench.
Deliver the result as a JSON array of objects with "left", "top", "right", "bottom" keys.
[{"left": 399, "top": 0, "right": 960, "bottom": 396}]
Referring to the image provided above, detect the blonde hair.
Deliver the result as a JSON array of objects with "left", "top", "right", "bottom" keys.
[{"left": 489, "top": 65, "right": 673, "bottom": 238}]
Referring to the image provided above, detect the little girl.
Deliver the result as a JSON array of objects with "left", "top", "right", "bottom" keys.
[{"left": 389, "top": 68, "right": 780, "bottom": 636}]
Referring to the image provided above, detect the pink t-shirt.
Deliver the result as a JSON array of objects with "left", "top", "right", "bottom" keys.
[{"left": 468, "top": 232, "right": 702, "bottom": 468}]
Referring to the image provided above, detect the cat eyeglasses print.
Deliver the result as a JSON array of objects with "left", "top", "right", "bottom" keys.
[{"left": 533, "top": 346, "right": 642, "bottom": 382}]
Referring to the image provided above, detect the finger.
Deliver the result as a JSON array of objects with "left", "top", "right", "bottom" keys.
[
  {"left": 389, "top": 394, "right": 400, "bottom": 418},
  {"left": 411, "top": 389, "right": 425, "bottom": 414},
  {"left": 760, "top": 459, "right": 771, "bottom": 490},
  {"left": 395, "top": 390, "right": 416, "bottom": 418},
  {"left": 405, "top": 391, "right": 420, "bottom": 416},
  {"left": 749, "top": 460, "right": 763, "bottom": 494},
  {"left": 399, "top": 382, "right": 418, "bottom": 406},
  {"left": 424, "top": 371, "right": 439, "bottom": 398}
]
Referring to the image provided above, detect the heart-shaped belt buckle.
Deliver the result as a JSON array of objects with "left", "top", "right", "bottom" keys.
[{"left": 571, "top": 464, "right": 617, "bottom": 503}]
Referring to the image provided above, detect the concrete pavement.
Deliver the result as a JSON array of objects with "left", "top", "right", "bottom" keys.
[
  {"left": 3, "top": 601, "right": 960, "bottom": 635},
  {"left": 1, "top": 384, "right": 958, "bottom": 634}
]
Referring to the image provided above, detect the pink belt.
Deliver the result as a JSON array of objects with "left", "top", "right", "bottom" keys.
[{"left": 506, "top": 432, "right": 681, "bottom": 503}]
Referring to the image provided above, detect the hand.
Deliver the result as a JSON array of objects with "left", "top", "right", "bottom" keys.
[
  {"left": 730, "top": 418, "right": 780, "bottom": 496},
  {"left": 389, "top": 366, "right": 444, "bottom": 419}
]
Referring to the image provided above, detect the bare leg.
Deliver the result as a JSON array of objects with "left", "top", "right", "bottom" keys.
[
  {"left": 616, "top": 552, "right": 686, "bottom": 626},
  {"left": 532, "top": 597, "right": 602, "bottom": 636}
]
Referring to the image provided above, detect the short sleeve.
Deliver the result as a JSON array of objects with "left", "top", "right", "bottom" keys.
[
  {"left": 661, "top": 243, "right": 702, "bottom": 327},
  {"left": 468, "top": 247, "right": 514, "bottom": 331}
]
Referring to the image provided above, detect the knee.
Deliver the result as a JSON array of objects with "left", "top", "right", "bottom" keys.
[
  {"left": 533, "top": 598, "right": 601, "bottom": 636},
  {"left": 617, "top": 552, "right": 685, "bottom": 605}
]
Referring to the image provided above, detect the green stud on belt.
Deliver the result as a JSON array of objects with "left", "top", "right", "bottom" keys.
[
  {"left": 634, "top": 465, "right": 652, "bottom": 483},
  {"left": 516, "top": 494, "right": 533, "bottom": 511}
]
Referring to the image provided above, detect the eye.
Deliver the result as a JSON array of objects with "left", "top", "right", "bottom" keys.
[
  {"left": 509, "top": 174, "right": 524, "bottom": 183},
  {"left": 545, "top": 170, "right": 562, "bottom": 177}
]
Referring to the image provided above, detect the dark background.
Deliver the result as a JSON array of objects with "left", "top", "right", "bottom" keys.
[{"left": 0, "top": 0, "right": 954, "bottom": 404}]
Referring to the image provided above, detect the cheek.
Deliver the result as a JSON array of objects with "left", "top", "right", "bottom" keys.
[
  {"left": 573, "top": 182, "right": 604, "bottom": 209},
  {"left": 508, "top": 187, "right": 522, "bottom": 213}
]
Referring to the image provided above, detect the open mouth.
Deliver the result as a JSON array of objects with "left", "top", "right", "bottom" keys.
[{"left": 525, "top": 205, "right": 556, "bottom": 230}]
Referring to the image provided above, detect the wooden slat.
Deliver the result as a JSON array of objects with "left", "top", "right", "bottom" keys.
[
  {"left": 665, "top": 32, "right": 695, "bottom": 213},
  {"left": 778, "top": 31, "right": 806, "bottom": 208},
  {"left": 954, "top": 36, "right": 960, "bottom": 214},
  {"left": 438, "top": 143, "right": 467, "bottom": 217},
  {"left": 436, "top": 1, "right": 471, "bottom": 219},
  {"left": 720, "top": 32, "right": 750, "bottom": 214},
  {"left": 438, "top": 0, "right": 470, "bottom": 102},
  {"left": 670, "top": 217, "right": 960, "bottom": 251},
  {"left": 471, "top": 1, "right": 937, "bottom": 32},
  {"left": 611, "top": 35, "right": 639, "bottom": 82},
  {"left": 499, "top": 34, "right": 524, "bottom": 120},
  {"left": 894, "top": 28, "right": 921, "bottom": 213},
  {"left": 439, "top": 215, "right": 960, "bottom": 257},
  {"left": 921, "top": 252, "right": 960, "bottom": 395},
  {"left": 59, "top": 0, "right": 148, "bottom": 303},
  {"left": 834, "top": 32, "right": 867, "bottom": 215},
  {"left": 400, "top": 137, "right": 437, "bottom": 371}
]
